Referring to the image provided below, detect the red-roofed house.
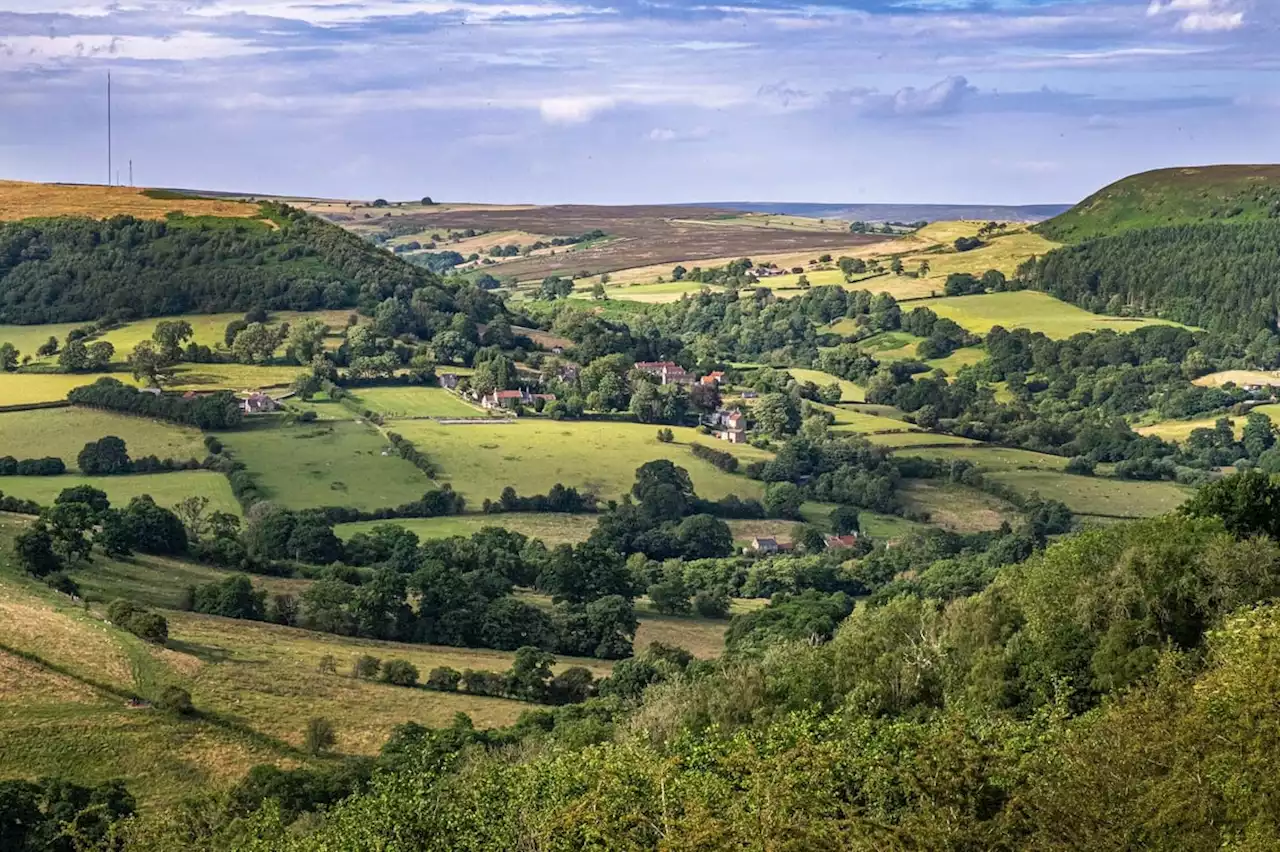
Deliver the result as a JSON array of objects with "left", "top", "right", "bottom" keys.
[
  {"left": 700, "top": 371, "right": 726, "bottom": 386},
  {"left": 481, "top": 390, "right": 525, "bottom": 410},
  {"left": 634, "top": 361, "right": 695, "bottom": 385},
  {"left": 824, "top": 534, "right": 860, "bottom": 550}
]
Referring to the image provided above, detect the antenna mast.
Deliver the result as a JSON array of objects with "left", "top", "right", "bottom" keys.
[{"left": 107, "top": 72, "right": 113, "bottom": 186}]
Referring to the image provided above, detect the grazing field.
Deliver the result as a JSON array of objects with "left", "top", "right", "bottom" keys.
[
  {"left": 919, "top": 291, "right": 1184, "bottom": 338},
  {"left": 0, "top": 471, "right": 240, "bottom": 515},
  {"left": 787, "top": 368, "right": 866, "bottom": 402},
  {"left": 899, "top": 481, "right": 1021, "bottom": 532},
  {"left": 0, "top": 321, "right": 85, "bottom": 355},
  {"left": 0, "top": 372, "right": 139, "bottom": 405},
  {"left": 1191, "top": 369, "right": 1280, "bottom": 388},
  {"left": 337, "top": 513, "right": 598, "bottom": 546},
  {"left": 0, "top": 181, "right": 263, "bottom": 222},
  {"left": 387, "top": 420, "right": 770, "bottom": 505},
  {"left": 0, "top": 407, "right": 206, "bottom": 466},
  {"left": 351, "top": 386, "right": 487, "bottom": 418},
  {"left": 820, "top": 404, "right": 919, "bottom": 435},
  {"left": 987, "top": 470, "right": 1192, "bottom": 518},
  {"left": 71, "top": 553, "right": 310, "bottom": 612},
  {"left": 595, "top": 281, "right": 719, "bottom": 303},
  {"left": 800, "top": 501, "right": 930, "bottom": 541},
  {"left": 215, "top": 421, "right": 432, "bottom": 511},
  {"left": 894, "top": 445, "right": 1071, "bottom": 472},
  {"left": 169, "top": 362, "right": 309, "bottom": 391}
]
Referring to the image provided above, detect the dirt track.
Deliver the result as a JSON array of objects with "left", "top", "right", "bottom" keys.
[{"left": 332, "top": 204, "right": 887, "bottom": 280}]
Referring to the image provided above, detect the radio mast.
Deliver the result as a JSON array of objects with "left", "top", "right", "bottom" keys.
[{"left": 107, "top": 72, "right": 113, "bottom": 186}]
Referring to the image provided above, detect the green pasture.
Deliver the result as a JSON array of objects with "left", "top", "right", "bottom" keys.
[
  {"left": 351, "top": 386, "right": 487, "bottom": 418},
  {"left": 893, "top": 445, "right": 1071, "bottom": 472},
  {"left": 787, "top": 368, "right": 866, "bottom": 402},
  {"left": 386, "top": 420, "right": 770, "bottom": 505},
  {"left": 0, "top": 470, "right": 239, "bottom": 515},
  {"left": 987, "top": 470, "right": 1192, "bottom": 519},
  {"left": 918, "top": 291, "right": 1185, "bottom": 339},
  {"left": 167, "top": 362, "right": 305, "bottom": 391},
  {"left": 865, "top": 431, "right": 980, "bottom": 448},
  {"left": 0, "top": 407, "right": 206, "bottom": 466},
  {"left": 214, "top": 421, "right": 433, "bottom": 512},
  {"left": 337, "top": 513, "right": 598, "bottom": 546}
]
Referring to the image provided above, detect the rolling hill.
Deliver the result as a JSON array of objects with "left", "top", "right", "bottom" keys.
[
  {"left": 0, "top": 182, "right": 459, "bottom": 325},
  {"left": 1036, "top": 164, "right": 1280, "bottom": 242}
]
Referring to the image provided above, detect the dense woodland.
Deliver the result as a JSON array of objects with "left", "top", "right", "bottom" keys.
[
  {"left": 0, "top": 205, "right": 462, "bottom": 324},
  {"left": 1020, "top": 220, "right": 1280, "bottom": 347}
]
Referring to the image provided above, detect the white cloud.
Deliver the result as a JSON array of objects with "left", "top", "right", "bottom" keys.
[
  {"left": 646, "top": 126, "right": 709, "bottom": 142},
  {"left": 0, "top": 32, "right": 266, "bottom": 64},
  {"left": 539, "top": 95, "right": 615, "bottom": 123},
  {"left": 1147, "top": 0, "right": 1246, "bottom": 32},
  {"left": 892, "top": 76, "right": 975, "bottom": 115}
]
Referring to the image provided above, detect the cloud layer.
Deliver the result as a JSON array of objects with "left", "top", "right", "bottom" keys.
[{"left": 0, "top": 0, "right": 1275, "bottom": 204}]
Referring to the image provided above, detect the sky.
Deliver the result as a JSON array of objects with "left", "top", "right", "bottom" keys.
[{"left": 0, "top": 0, "right": 1275, "bottom": 204}]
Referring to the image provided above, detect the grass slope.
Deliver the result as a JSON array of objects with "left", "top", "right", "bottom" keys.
[
  {"left": 786, "top": 368, "right": 865, "bottom": 402},
  {"left": 1037, "top": 165, "right": 1280, "bottom": 242},
  {"left": 988, "top": 470, "right": 1192, "bottom": 519}
]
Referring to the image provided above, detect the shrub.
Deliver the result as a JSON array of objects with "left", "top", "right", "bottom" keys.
[
  {"left": 352, "top": 655, "right": 381, "bottom": 679},
  {"left": 426, "top": 666, "right": 462, "bottom": 691},
  {"left": 693, "top": 587, "right": 732, "bottom": 619},
  {"left": 156, "top": 686, "right": 194, "bottom": 715},
  {"left": 318, "top": 655, "right": 337, "bottom": 674},
  {"left": 691, "top": 442, "right": 738, "bottom": 473},
  {"left": 657, "top": 428, "right": 674, "bottom": 443},
  {"left": 381, "top": 659, "right": 420, "bottom": 688},
  {"left": 304, "top": 717, "right": 337, "bottom": 755},
  {"left": 1065, "top": 456, "right": 1097, "bottom": 476}
]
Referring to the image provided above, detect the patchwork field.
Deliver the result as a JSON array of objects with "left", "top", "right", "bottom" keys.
[
  {"left": 0, "top": 470, "right": 239, "bottom": 515},
  {"left": 0, "top": 407, "right": 206, "bottom": 466},
  {"left": 918, "top": 291, "right": 1185, "bottom": 339},
  {"left": 215, "top": 421, "right": 433, "bottom": 511},
  {"left": 1137, "top": 416, "right": 1243, "bottom": 443},
  {"left": 350, "top": 386, "right": 487, "bottom": 418},
  {"left": 987, "top": 470, "right": 1192, "bottom": 518},
  {"left": 387, "top": 420, "right": 771, "bottom": 505},
  {"left": 0, "top": 181, "right": 263, "bottom": 222},
  {"left": 1192, "top": 370, "right": 1280, "bottom": 388}
]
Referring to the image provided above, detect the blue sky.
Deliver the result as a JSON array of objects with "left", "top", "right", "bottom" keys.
[{"left": 0, "top": 0, "right": 1274, "bottom": 204}]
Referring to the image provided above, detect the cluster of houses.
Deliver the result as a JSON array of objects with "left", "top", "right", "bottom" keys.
[
  {"left": 478, "top": 389, "right": 557, "bottom": 410},
  {"left": 748, "top": 533, "right": 859, "bottom": 555},
  {"left": 633, "top": 362, "right": 725, "bottom": 388}
]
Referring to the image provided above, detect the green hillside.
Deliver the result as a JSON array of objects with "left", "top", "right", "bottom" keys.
[
  {"left": 0, "top": 185, "right": 460, "bottom": 325},
  {"left": 1036, "top": 164, "right": 1280, "bottom": 242}
]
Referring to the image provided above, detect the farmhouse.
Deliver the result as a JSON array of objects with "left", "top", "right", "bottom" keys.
[
  {"left": 481, "top": 390, "right": 525, "bottom": 410},
  {"left": 705, "top": 408, "right": 747, "bottom": 444},
  {"left": 242, "top": 392, "right": 279, "bottom": 414},
  {"left": 700, "top": 371, "right": 726, "bottom": 386},
  {"left": 824, "top": 534, "right": 860, "bottom": 550},
  {"left": 749, "top": 536, "right": 793, "bottom": 555},
  {"left": 440, "top": 373, "right": 460, "bottom": 390},
  {"left": 634, "top": 361, "right": 696, "bottom": 386}
]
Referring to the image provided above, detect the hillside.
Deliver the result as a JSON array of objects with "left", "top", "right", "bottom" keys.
[
  {"left": 1036, "top": 164, "right": 1280, "bottom": 242},
  {"left": 0, "top": 182, "right": 457, "bottom": 325}
]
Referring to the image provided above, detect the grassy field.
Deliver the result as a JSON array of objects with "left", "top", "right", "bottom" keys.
[
  {"left": 987, "top": 470, "right": 1192, "bottom": 518},
  {"left": 0, "top": 181, "right": 262, "bottom": 222},
  {"left": 0, "top": 471, "right": 240, "bottom": 515},
  {"left": 0, "top": 372, "right": 139, "bottom": 405},
  {"left": 351, "top": 386, "right": 487, "bottom": 418},
  {"left": 787, "top": 368, "right": 866, "bottom": 402},
  {"left": 0, "top": 407, "right": 206, "bottom": 466},
  {"left": 337, "top": 513, "right": 598, "bottom": 546},
  {"left": 386, "top": 420, "right": 771, "bottom": 505},
  {"left": 1137, "top": 416, "right": 1243, "bottom": 443},
  {"left": 594, "top": 281, "right": 718, "bottom": 303},
  {"left": 215, "top": 421, "right": 433, "bottom": 512},
  {"left": 899, "top": 481, "right": 1021, "bottom": 532},
  {"left": 918, "top": 291, "right": 1185, "bottom": 339},
  {"left": 865, "top": 431, "right": 980, "bottom": 448},
  {"left": 799, "top": 501, "right": 930, "bottom": 541},
  {"left": 818, "top": 403, "right": 919, "bottom": 436},
  {"left": 894, "top": 444, "right": 1071, "bottom": 472}
]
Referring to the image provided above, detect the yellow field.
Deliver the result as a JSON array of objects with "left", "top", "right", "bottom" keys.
[
  {"left": 0, "top": 407, "right": 206, "bottom": 464},
  {"left": 1137, "top": 417, "right": 1243, "bottom": 442},
  {"left": 786, "top": 368, "right": 866, "bottom": 402},
  {"left": 0, "top": 181, "right": 263, "bottom": 222},
  {"left": 0, "top": 372, "right": 140, "bottom": 405},
  {"left": 919, "top": 291, "right": 1184, "bottom": 339},
  {"left": 167, "top": 363, "right": 306, "bottom": 391},
  {"left": 1192, "top": 370, "right": 1280, "bottom": 388},
  {"left": 899, "top": 480, "right": 1020, "bottom": 532}
]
